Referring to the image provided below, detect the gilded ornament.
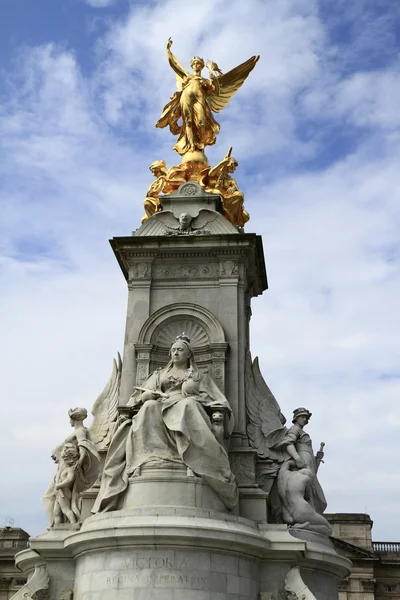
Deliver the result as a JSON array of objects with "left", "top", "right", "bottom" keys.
[
  {"left": 141, "top": 40, "right": 258, "bottom": 227},
  {"left": 156, "top": 38, "right": 259, "bottom": 158}
]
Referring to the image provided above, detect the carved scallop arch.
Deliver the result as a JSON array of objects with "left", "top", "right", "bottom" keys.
[{"left": 135, "top": 304, "right": 228, "bottom": 391}]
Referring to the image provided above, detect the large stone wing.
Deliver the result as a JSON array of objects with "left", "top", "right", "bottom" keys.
[
  {"left": 134, "top": 211, "right": 179, "bottom": 237},
  {"left": 90, "top": 353, "right": 122, "bottom": 451},
  {"left": 191, "top": 209, "right": 220, "bottom": 230},
  {"left": 245, "top": 351, "right": 287, "bottom": 458},
  {"left": 208, "top": 55, "right": 259, "bottom": 113}
]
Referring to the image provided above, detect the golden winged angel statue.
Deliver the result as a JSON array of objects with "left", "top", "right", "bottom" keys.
[{"left": 156, "top": 38, "right": 259, "bottom": 158}]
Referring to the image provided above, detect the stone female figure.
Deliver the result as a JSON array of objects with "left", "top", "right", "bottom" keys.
[
  {"left": 93, "top": 334, "right": 238, "bottom": 513},
  {"left": 245, "top": 354, "right": 331, "bottom": 536},
  {"left": 267, "top": 407, "right": 331, "bottom": 536}
]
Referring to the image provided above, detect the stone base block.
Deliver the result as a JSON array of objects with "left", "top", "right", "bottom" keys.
[
  {"left": 81, "top": 487, "right": 100, "bottom": 521},
  {"left": 239, "top": 487, "right": 269, "bottom": 522},
  {"left": 122, "top": 464, "right": 227, "bottom": 513},
  {"left": 64, "top": 508, "right": 265, "bottom": 600}
]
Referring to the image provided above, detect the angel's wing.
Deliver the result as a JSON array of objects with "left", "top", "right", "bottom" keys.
[
  {"left": 90, "top": 353, "right": 122, "bottom": 451},
  {"left": 51, "top": 442, "right": 64, "bottom": 463},
  {"left": 208, "top": 55, "right": 259, "bottom": 113},
  {"left": 245, "top": 351, "right": 287, "bottom": 458},
  {"left": 191, "top": 209, "right": 220, "bottom": 230}
]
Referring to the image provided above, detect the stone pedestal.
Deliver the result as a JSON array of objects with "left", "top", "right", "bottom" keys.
[
  {"left": 15, "top": 186, "right": 352, "bottom": 599},
  {"left": 111, "top": 230, "right": 267, "bottom": 441},
  {"left": 20, "top": 511, "right": 350, "bottom": 600}
]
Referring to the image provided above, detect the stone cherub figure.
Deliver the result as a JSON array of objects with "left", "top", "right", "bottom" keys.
[
  {"left": 93, "top": 334, "right": 238, "bottom": 513},
  {"left": 245, "top": 354, "right": 331, "bottom": 536},
  {"left": 43, "top": 408, "right": 101, "bottom": 526},
  {"left": 53, "top": 443, "right": 81, "bottom": 524},
  {"left": 156, "top": 38, "right": 259, "bottom": 157}
]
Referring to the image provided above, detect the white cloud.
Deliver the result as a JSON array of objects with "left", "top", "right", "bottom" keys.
[
  {"left": 1, "top": 0, "right": 400, "bottom": 541},
  {"left": 85, "top": 0, "right": 115, "bottom": 7}
]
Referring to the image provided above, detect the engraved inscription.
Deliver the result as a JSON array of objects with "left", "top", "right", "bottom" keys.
[
  {"left": 106, "top": 572, "right": 207, "bottom": 589},
  {"left": 104, "top": 554, "right": 208, "bottom": 590},
  {"left": 114, "top": 555, "right": 181, "bottom": 569}
]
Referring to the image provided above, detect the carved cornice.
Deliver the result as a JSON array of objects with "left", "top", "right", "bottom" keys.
[
  {"left": 330, "top": 537, "right": 376, "bottom": 559},
  {"left": 153, "top": 263, "right": 220, "bottom": 279},
  {"left": 110, "top": 233, "right": 267, "bottom": 296},
  {"left": 124, "top": 249, "right": 247, "bottom": 260}
]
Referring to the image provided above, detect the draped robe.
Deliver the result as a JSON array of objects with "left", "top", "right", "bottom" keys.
[{"left": 93, "top": 367, "right": 238, "bottom": 512}]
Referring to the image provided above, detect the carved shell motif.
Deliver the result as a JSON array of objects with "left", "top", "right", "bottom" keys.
[{"left": 155, "top": 320, "right": 209, "bottom": 349}]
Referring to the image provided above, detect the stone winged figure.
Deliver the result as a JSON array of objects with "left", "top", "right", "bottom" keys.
[
  {"left": 245, "top": 353, "right": 331, "bottom": 536},
  {"left": 156, "top": 38, "right": 259, "bottom": 156}
]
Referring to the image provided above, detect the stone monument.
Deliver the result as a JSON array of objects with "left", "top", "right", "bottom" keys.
[{"left": 13, "top": 39, "right": 351, "bottom": 600}]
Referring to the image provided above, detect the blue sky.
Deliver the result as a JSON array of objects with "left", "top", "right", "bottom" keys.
[{"left": 1, "top": 0, "right": 400, "bottom": 541}]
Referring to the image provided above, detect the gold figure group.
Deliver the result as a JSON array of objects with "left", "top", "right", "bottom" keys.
[
  {"left": 142, "top": 39, "right": 259, "bottom": 227},
  {"left": 143, "top": 147, "right": 249, "bottom": 227}
]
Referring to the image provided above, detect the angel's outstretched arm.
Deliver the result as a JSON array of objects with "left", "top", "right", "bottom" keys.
[{"left": 166, "top": 38, "right": 188, "bottom": 80}]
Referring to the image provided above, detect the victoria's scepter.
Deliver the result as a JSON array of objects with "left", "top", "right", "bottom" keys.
[{"left": 134, "top": 386, "right": 170, "bottom": 400}]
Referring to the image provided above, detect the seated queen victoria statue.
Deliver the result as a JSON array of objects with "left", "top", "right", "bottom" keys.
[{"left": 93, "top": 334, "right": 238, "bottom": 513}]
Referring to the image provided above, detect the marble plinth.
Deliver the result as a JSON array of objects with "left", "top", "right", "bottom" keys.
[
  {"left": 122, "top": 464, "right": 227, "bottom": 513},
  {"left": 23, "top": 506, "right": 351, "bottom": 600}
]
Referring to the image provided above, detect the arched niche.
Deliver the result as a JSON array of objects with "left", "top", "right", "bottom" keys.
[{"left": 134, "top": 304, "right": 228, "bottom": 391}]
